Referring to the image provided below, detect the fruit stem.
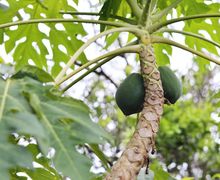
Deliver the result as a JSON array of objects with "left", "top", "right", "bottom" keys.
[
  {"left": 55, "top": 27, "right": 144, "bottom": 85},
  {"left": 151, "top": 36, "right": 220, "bottom": 65}
]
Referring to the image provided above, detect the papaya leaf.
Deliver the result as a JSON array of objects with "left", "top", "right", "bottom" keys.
[
  {"left": 0, "top": 29, "right": 3, "bottom": 44},
  {"left": 0, "top": 0, "right": 32, "bottom": 24},
  {"left": 2, "top": 0, "right": 86, "bottom": 77},
  {"left": 0, "top": 79, "right": 37, "bottom": 179},
  {"left": 0, "top": 77, "right": 111, "bottom": 179},
  {"left": 25, "top": 78, "right": 111, "bottom": 176},
  {"left": 117, "top": 0, "right": 133, "bottom": 19},
  {"left": 150, "top": 161, "right": 175, "bottom": 180},
  {"left": 154, "top": 43, "right": 172, "bottom": 65},
  {"left": 24, "top": 143, "right": 62, "bottom": 179},
  {"left": 212, "top": 173, "right": 220, "bottom": 179},
  {"left": 99, "top": 0, "right": 122, "bottom": 31},
  {"left": 49, "top": 23, "right": 87, "bottom": 77},
  {"left": 137, "top": 168, "right": 154, "bottom": 180},
  {"left": 180, "top": 0, "right": 210, "bottom": 17},
  {"left": 0, "top": 131, "right": 33, "bottom": 180},
  {"left": 89, "top": 144, "right": 110, "bottom": 170},
  {"left": 104, "top": 32, "right": 120, "bottom": 49},
  {"left": 0, "top": 78, "right": 50, "bottom": 156},
  {"left": 11, "top": 65, "right": 54, "bottom": 83},
  {"left": 26, "top": 93, "right": 95, "bottom": 180}
]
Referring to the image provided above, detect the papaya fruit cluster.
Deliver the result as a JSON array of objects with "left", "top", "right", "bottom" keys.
[{"left": 115, "top": 66, "right": 182, "bottom": 116}]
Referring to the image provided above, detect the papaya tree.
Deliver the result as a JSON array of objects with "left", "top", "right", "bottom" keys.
[{"left": 0, "top": 0, "right": 220, "bottom": 179}]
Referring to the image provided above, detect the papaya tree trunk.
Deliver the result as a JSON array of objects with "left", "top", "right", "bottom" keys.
[{"left": 105, "top": 45, "right": 164, "bottom": 180}]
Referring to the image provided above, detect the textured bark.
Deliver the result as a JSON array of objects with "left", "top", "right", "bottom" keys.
[{"left": 105, "top": 45, "right": 164, "bottom": 180}]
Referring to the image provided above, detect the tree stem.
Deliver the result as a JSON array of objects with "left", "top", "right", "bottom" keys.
[{"left": 105, "top": 45, "right": 164, "bottom": 179}]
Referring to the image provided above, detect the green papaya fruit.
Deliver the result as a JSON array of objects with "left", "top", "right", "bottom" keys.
[
  {"left": 158, "top": 66, "right": 182, "bottom": 104},
  {"left": 115, "top": 73, "right": 145, "bottom": 116}
]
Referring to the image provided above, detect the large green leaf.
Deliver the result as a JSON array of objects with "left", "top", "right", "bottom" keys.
[
  {"left": 13, "top": 143, "right": 63, "bottom": 180},
  {"left": 0, "top": 77, "right": 111, "bottom": 179},
  {"left": 137, "top": 161, "right": 175, "bottom": 180},
  {"left": 99, "top": 0, "right": 122, "bottom": 31},
  {"left": 49, "top": 23, "right": 87, "bottom": 76},
  {"left": 154, "top": 43, "right": 172, "bottom": 65},
  {"left": 0, "top": 78, "right": 49, "bottom": 179},
  {"left": 12, "top": 65, "right": 54, "bottom": 82},
  {"left": 0, "top": 132, "right": 33, "bottom": 180},
  {"left": 1, "top": 0, "right": 87, "bottom": 77}
]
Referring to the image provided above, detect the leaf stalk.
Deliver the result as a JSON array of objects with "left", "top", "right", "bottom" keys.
[
  {"left": 159, "top": 28, "right": 220, "bottom": 49},
  {"left": 57, "top": 45, "right": 142, "bottom": 86},
  {"left": 149, "top": 13, "right": 220, "bottom": 33},
  {"left": 55, "top": 27, "right": 144, "bottom": 84},
  {"left": 151, "top": 36, "right": 220, "bottom": 65},
  {"left": 0, "top": 18, "right": 130, "bottom": 29}
]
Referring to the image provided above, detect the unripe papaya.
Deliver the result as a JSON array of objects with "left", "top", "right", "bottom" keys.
[
  {"left": 115, "top": 73, "right": 145, "bottom": 116},
  {"left": 158, "top": 66, "right": 182, "bottom": 104}
]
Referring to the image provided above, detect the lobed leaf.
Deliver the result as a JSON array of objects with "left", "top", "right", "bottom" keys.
[
  {"left": 0, "top": 77, "right": 111, "bottom": 179},
  {"left": 1, "top": 0, "right": 87, "bottom": 77}
]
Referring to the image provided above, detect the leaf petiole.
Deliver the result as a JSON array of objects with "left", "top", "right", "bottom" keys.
[
  {"left": 158, "top": 28, "right": 220, "bottom": 49},
  {"left": 149, "top": 13, "right": 220, "bottom": 33},
  {"left": 57, "top": 44, "right": 142, "bottom": 86},
  {"left": 55, "top": 27, "right": 144, "bottom": 84},
  {"left": 0, "top": 18, "right": 130, "bottom": 30},
  {"left": 151, "top": 36, "right": 220, "bottom": 65}
]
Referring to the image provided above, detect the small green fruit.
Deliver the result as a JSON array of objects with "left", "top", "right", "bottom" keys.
[
  {"left": 115, "top": 73, "right": 145, "bottom": 116},
  {"left": 158, "top": 66, "right": 182, "bottom": 104}
]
